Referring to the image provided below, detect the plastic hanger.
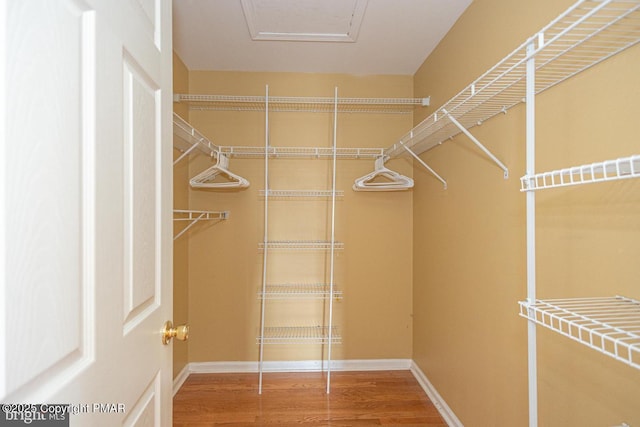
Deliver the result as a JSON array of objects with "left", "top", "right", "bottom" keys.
[
  {"left": 190, "top": 152, "right": 250, "bottom": 189},
  {"left": 352, "top": 157, "right": 414, "bottom": 192}
]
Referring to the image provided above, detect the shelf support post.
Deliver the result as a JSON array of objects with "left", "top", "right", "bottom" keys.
[
  {"left": 398, "top": 140, "right": 447, "bottom": 189},
  {"left": 258, "top": 85, "right": 270, "bottom": 394},
  {"left": 442, "top": 109, "right": 509, "bottom": 179},
  {"left": 326, "top": 87, "right": 339, "bottom": 394},
  {"left": 525, "top": 41, "right": 538, "bottom": 427}
]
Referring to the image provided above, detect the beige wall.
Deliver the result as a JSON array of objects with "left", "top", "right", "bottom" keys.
[
  {"left": 172, "top": 2, "right": 640, "bottom": 422},
  {"left": 184, "top": 72, "right": 414, "bottom": 363},
  {"left": 172, "top": 51, "right": 190, "bottom": 378},
  {"left": 411, "top": 0, "right": 640, "bottom": 426}
]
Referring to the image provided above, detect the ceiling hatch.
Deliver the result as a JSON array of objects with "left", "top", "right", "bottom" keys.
[{"left": 240, "top": 0, "right": 368, "bottom": 42}]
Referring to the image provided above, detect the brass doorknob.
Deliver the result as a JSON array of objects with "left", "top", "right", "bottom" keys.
[{"left": 162, "top": 321, "right": 189, "bottom": 345}]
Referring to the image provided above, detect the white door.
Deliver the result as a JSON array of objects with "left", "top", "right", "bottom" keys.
[{"left": 1, "top": 0, "right": 174, "bottom": 425}]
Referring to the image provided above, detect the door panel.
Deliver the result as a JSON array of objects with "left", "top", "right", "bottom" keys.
[
  {"left": 123, "top": 373, "right": 161, "bottom": 427},
  {"left": 1, "top": 0, "right": 173, "bottom": 424},
  {"left": 4, "top": 0, "right": 96, "bottom": 400},
  {"left": 123, "top": 53, "right": 161, "bottom": 333},
  {"left": 132, "top": 0, "right": 159, "bottom": 49}
]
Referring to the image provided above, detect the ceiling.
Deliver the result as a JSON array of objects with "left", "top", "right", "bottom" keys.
[{"left": 172, "top": 0, "right": 472, "bottom": 75}]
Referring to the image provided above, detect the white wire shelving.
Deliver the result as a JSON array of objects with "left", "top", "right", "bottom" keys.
[
  {"left": 172, "top": 113, "right": 218, "bottom": 164},
  {"left": 175, "top": 94, "right": 429, "bottom": 114},
  {"left": 384, "top": 0, "right": 640, "bottom": 168},
  {"left": 219, "top": 146, "right": 384, "bottom": 160},
  {"left": 257, "top": 326, "right": 342, "bottom": 345},
  {"left": 258, "top": 240, "right": 344, "bottom": 250},
  {"left": 173, "top": 113, "right": 384, "bottom": 161},
  {"left": 519, "top": 296, "right": 640, "bottom": 370},
  {"left": 173, "top": 209, "right": 229, "bottom": 240},
  {"left": 257, "top": 87, "right": 344, "bottom": 394},
  {"left": 258, "top": 284, "right": 343, "bottom": 300},
  {"left": 520, "top": 154, "right": 640, "bottom": 191},
  {"left": 259, "top": 189, "right": 345, "bottom": 198},
  {"left": 510, "top": 2, "right": 640, "bottom": 425}
]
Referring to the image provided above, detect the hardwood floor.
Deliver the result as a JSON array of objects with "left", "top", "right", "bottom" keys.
[{"left": 173, "top": 370, "right": 448, "bottom": 426}]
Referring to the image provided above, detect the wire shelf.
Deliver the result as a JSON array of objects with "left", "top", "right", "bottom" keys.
[
  {"left": 519, "top": 296, "right": 640, "bottom": 370},
  {"left": 259, "top": 284, "right": 343, "bottom": 300},
  {"left": 173, "top": 114, "right": 384, "bottom": 160},
  {"left": 385, "top": 0, "right": 640, "bottom": 159},
  {"left": 520, "top": 154, "right": 640, "bottom": 191},
  {"left": 174, "top": 209, "right": 229, "bottom": 220},
  {"left": 172, "top": 113, "right": 218, "bottom": 161},
  {"left": 258, "top": 240, "right": 344, "bottom": 250},
  {"left": 260, "top": 190, "right": 345, "bottom": 198},
  {"left": 257, "top": 326, "right": 341, "bottom": 345},
  {"left": 176, "top": 94, "right": 427, "bottom": 114},
  {"left": 173, "top": 209, "right": 229, "bottom": 240},
  {"left": 219, "top": 146, "right": 384, "bottom": 159}
]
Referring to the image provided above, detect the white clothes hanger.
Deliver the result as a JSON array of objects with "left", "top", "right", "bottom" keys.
[
  {"left": 190, "top": 152, "right": 250, "bottom": 189},
  {"left": 352, "top": 157, "right": 414, "bottom": 192}
]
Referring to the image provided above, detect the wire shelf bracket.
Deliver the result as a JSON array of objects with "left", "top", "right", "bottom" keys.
[
  {"left": 443, "top": 109, "right": 509, "bottom": 179},
  {"left": 397, "top": 141, "right": 447, "bottom": 189},
  {"left": 173, "top": 209, "right": 229, "bottom": 240},
  {"left": 172, "top": 113, "right": 218, "bottom": 163},
  {"left": 173, "top": 142, "right": 199, "bottom": 166}
]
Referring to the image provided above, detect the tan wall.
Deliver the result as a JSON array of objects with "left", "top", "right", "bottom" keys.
[
  {"left": 184, "top": 71, "right": 414, "bottom": 363},
  {"left": 411, "top": 0, "right": 640, "bottom": 426},
  {"left": 172, "top": 51, "right": 190, "bottom": 378}
]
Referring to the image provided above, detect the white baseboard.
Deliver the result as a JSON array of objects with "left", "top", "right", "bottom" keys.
[
  {"left": 188, "top": 358, "right": 412, "bottom": 374},
  {"left": 172, "top": 364, "right": 190, "bottom": 397},
  {"left": 410, "top": 361, "right": 463, "bottom": 427},
  {"left": 174, "top": 358, "right": 462, "bottom": 427}
]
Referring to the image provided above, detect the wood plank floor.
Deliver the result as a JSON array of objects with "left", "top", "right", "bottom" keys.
[{"left": 173, "top": 370, "right": 448, "bottom": 426}]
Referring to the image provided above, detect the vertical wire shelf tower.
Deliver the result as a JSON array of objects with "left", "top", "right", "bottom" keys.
[
  {"left": 515, "top": 1, "right": 640, "bottom": 426},
  {"left": 257, "top": 86, "right": 341, "bottom": 394}
]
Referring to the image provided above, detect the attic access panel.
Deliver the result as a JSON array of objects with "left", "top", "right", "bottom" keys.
[{"left": 240, "top": 0, "right": 368, "bottom": 42}]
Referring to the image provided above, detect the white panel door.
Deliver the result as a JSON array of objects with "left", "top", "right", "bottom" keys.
[{"left": 1, "top": 0, "right": 174, "bottom": 425}]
